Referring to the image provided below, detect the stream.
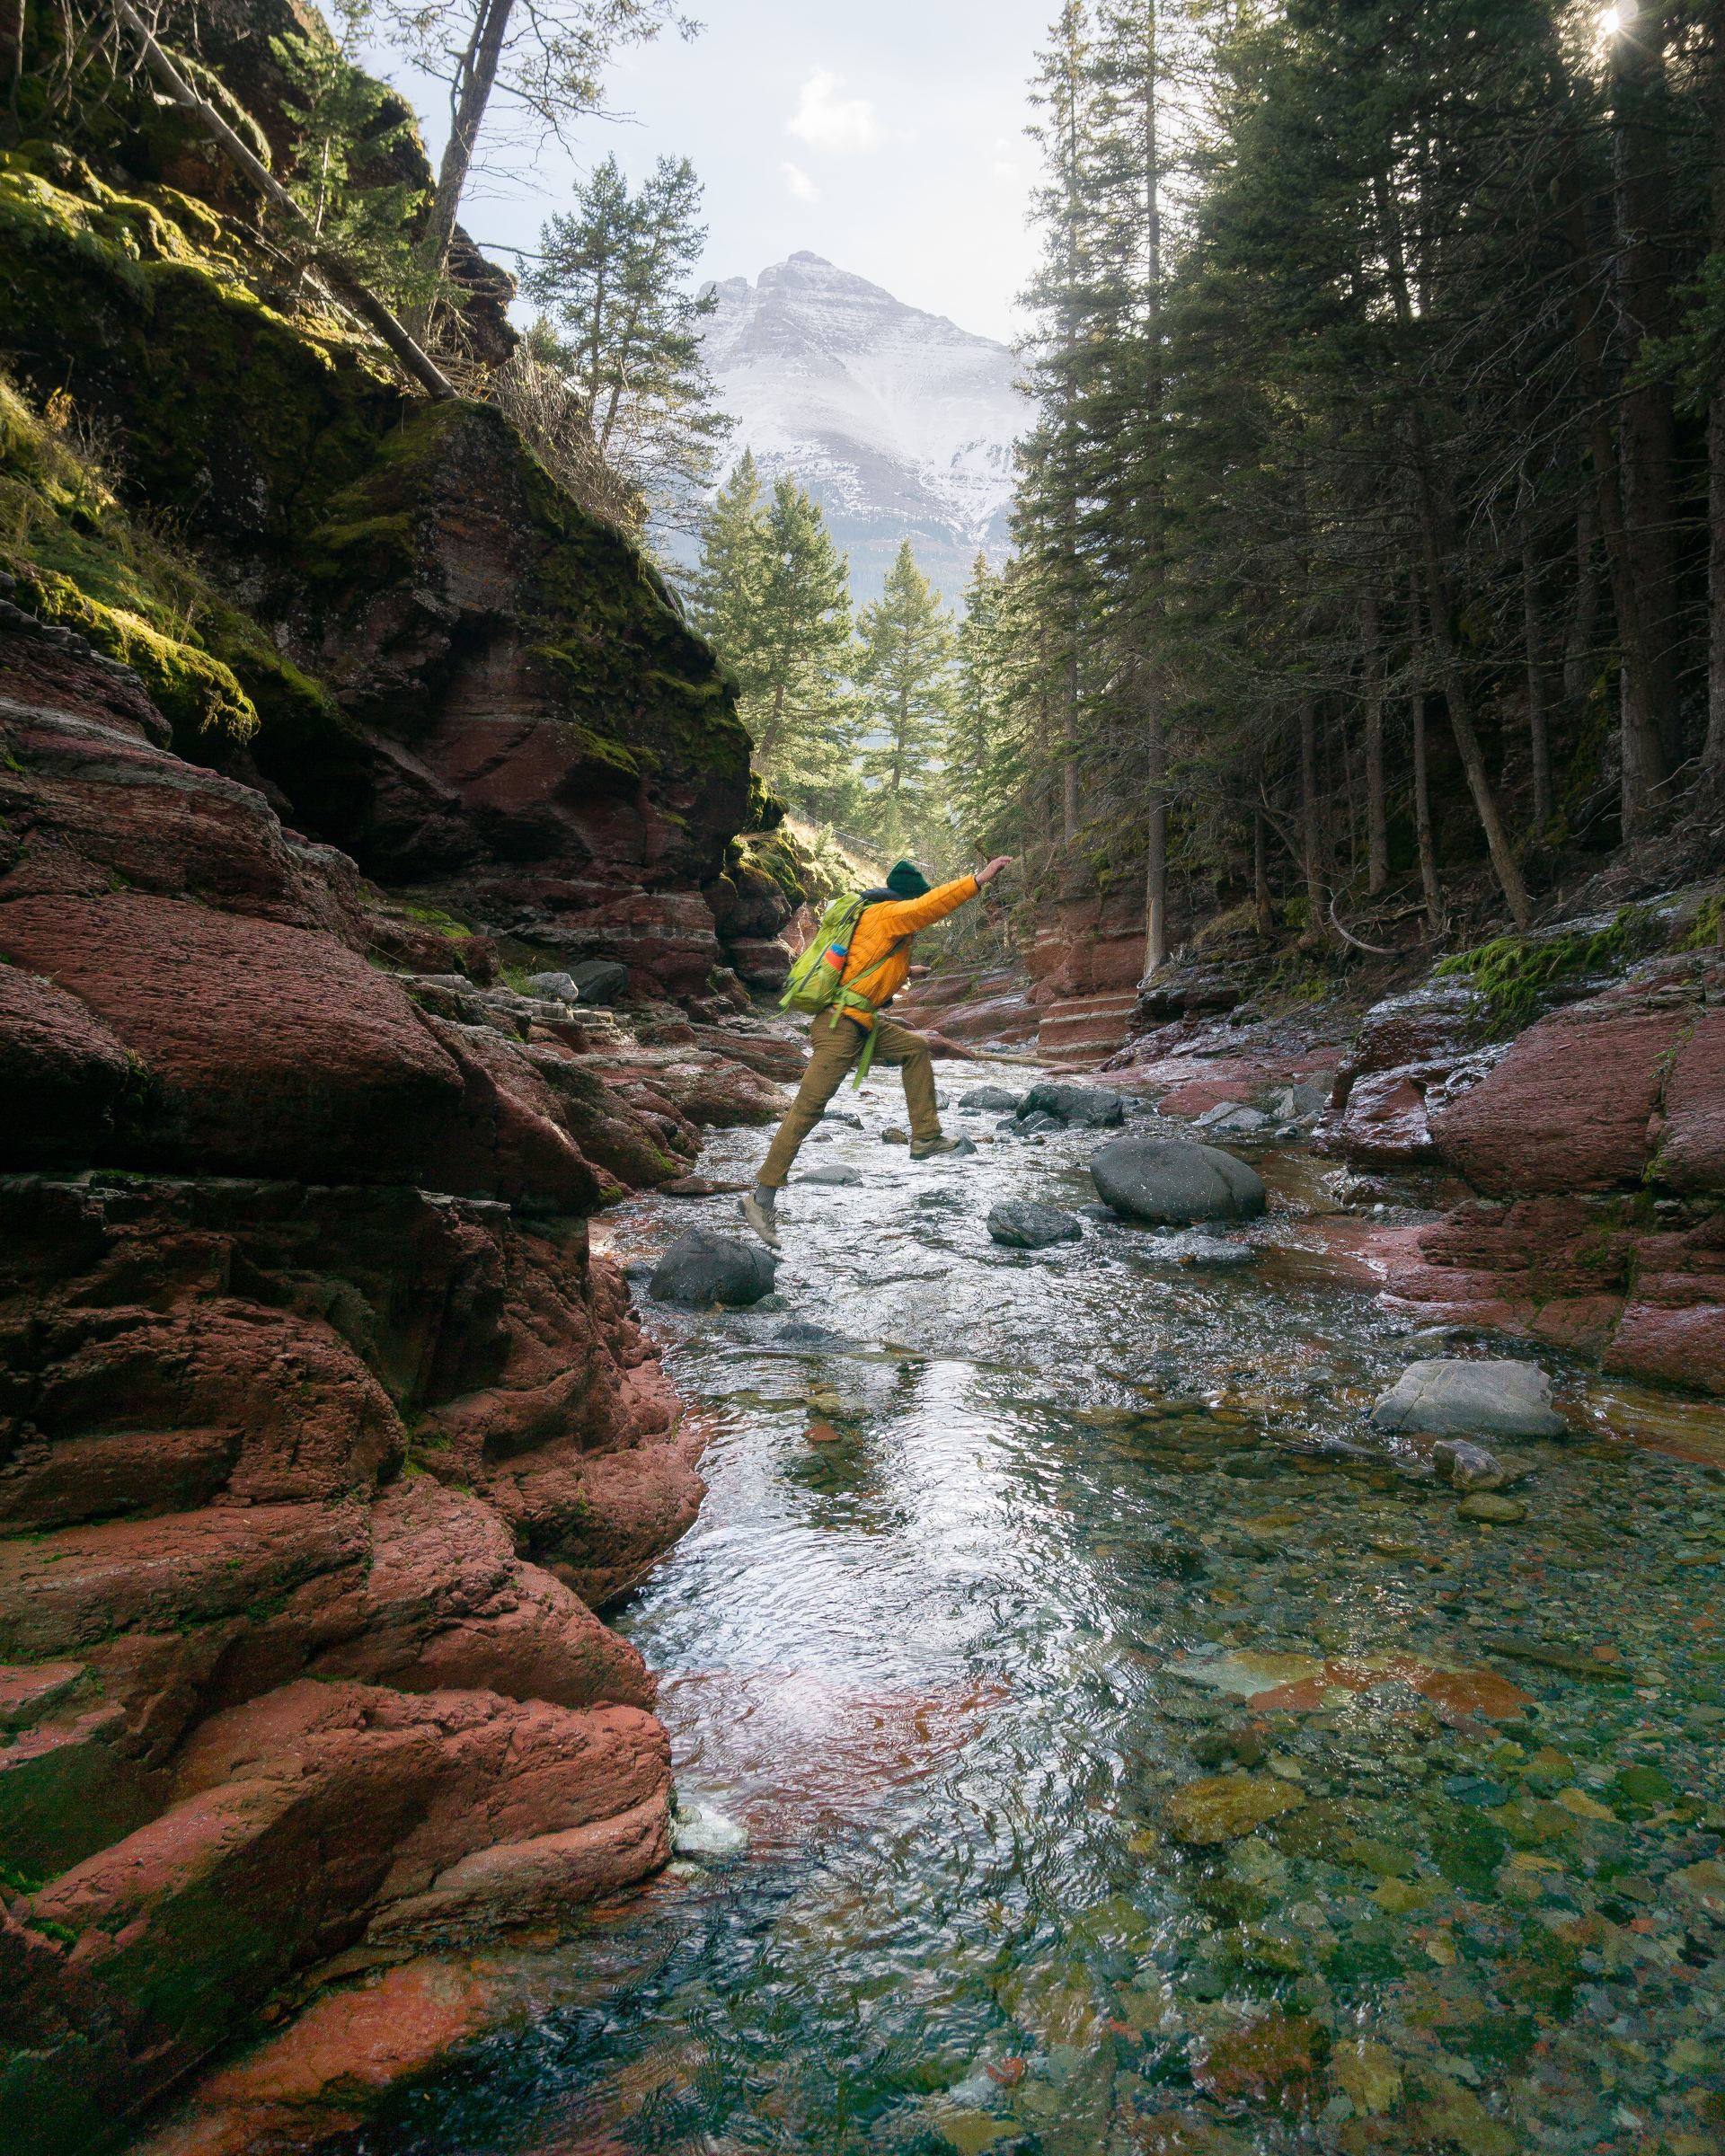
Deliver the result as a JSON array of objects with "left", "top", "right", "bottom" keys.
[{"left": 364, "top": 1062, "right": 1725, "bottom": 2156}]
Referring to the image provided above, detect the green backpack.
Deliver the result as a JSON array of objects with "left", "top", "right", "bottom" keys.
[
  {"left": 780, "top": 892, "right": 909, "bottom": 1016},
  {"left": 780, "top": 893, "right": 870, "bottom": 1014}
]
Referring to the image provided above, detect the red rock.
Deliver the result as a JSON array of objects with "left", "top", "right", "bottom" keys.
[
  {"left": 137, "top": 1958, "right": 498, "bottom": 2156},
  {"left": 0, "top": 671, "right": 360, "bottom": 939},
  {"left": 727, "top": 935, "right": 794, "bottom": 987},
  {"left": 1429, "top": 976, "right": 1690, "bottom": 1195},
  {"left": 420, "top": 1014, "right": 601, "bottom": 1215},
  {"left": 0, "top": 893, "right": 465, "bottom": 1182},
  {"left": 1606, "top": 1300, "right": 1725, "bottom": 1396},
  {"left": 1328, "top": 1068, "right": 1438, "bottom": 1165},
  {"left": 1660, "top": 1003, "right": 1725, "bottom": 1193},
  {"left": 0, "top": 965, "right": 138, "bottom": 1169}
]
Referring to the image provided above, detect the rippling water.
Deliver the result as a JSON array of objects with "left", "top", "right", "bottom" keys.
[{"left": 366, "top": 1067, "right": 1725, "bottom": 2156}]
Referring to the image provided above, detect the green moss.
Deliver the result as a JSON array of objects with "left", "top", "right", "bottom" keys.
[
  {"left": 1680, "top": 889, "right": 1725, "bottom": 951},
  {"left": 1437, "top": 906, "right": 1665, "bottom": 1033},
  {"left": 24, "top": 570, "right": 256, "bottom": 737}
]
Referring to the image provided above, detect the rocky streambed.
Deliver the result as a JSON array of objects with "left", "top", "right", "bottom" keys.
[{"left": 325, "top": 1065, "right": 1725, "bottom": 2156}]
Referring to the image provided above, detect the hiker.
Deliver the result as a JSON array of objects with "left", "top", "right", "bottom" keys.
[{"left": 741, "top": 855, "right": 1013, "bottom": 1248}]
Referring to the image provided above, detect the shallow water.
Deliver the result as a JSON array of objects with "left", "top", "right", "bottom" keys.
[{"left": 368, "top": 1067, "right": 1725, "bottom": 2156}]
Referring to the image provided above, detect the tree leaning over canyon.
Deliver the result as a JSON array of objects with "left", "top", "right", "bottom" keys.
[{"left": 380, "top": 0, "right": 694, "bottom": 339}]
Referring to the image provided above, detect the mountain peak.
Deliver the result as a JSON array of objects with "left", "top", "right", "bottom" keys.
[{"left": 694, "top": 255, "right": 1028, "bottom": 602}]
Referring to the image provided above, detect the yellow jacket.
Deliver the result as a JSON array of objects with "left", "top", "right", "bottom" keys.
[{"left": 837, "top": 876, "right": 981, "bottom": 1030}]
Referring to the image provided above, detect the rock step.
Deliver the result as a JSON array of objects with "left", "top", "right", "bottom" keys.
[{"left": 1037, "top": 990, "right": 1139, "bottom": 1067}]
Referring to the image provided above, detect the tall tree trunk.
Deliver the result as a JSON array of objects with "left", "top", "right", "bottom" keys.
[
  {"left": 1362, "top": 588, "right": 1388, "bottom": 895},
  {"left": 412, "top": 0, "right": 516, "bottom": 339},
  {"left": 1144, "top": 705, "right": 1166, "bottom": 973},
  {"left": 1706, "top": 0, "right": 1725, "bottom": 781},
  {"left": 1560, "top": 148, "right": 1667, "bottom": 833},
  {"left": 1299, "top": 696, "right": 1328, "bottom": 950},
  {"left": 1373, "top": 172, "right": 1533, "bottom": 929},
  {"left": 1521, "top": 547, "right": 1555, "bottom": 829},
  {"left": 1062, "top": 688, "right": 1080, "bottom": 844},
  {"left": 1562, "top": 492, "right": 1601, "bottom": 711},
  {"left": 1411, "top": 588, "right": 1444, "bottom": 937},
  {"left": 1252, "top": 809, "right": 1275, "bottom": 939},
  {"left": 1610, "top": 7, "right": 1681, "bottom": 778},
  {"left": 1137, "top": 0, "right": 1168, "bottom": 974}
]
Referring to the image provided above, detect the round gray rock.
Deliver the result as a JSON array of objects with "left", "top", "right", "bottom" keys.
[
  {"left": 1090, "top": 1138, "right": 1267, "bottom": 1224},
  {"left": 1370, "top": 1358, "right": 1565, "bottom": 1439},
  {"left": 1017, "top": 1081, "right": 1128, "bottom": 1128},
  {"left": 526, "top": 969, "right": 583, "bottom": 1003},
  {"left": 987, "top": 1201, "right": 1084, "bottom": 1249},
  {"left": 650, "top": 1230, "right": 777, "bottom": 1308},
  {"left": 962, "top": 1084, "right": 1023, "bottom": 1112},
  {"left": 801, "top": 1163, "right": 862, "bottom": 1186}
]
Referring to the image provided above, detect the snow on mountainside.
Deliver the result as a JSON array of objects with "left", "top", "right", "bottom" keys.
[{"left": 695, "top": 252, "right": 1029, "bottom": 603}]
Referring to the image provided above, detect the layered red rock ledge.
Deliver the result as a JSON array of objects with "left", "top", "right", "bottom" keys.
[
  {"left": 0, "top": 623, "right": 784, "bottom": 2150},
  {"left": 1320, "top": 952, "right": 1725, "bottom": 1392}
]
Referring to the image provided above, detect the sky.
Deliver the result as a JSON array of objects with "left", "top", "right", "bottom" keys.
[{"left": 382, "top": 0, "right": 1055, "bottom": 347}]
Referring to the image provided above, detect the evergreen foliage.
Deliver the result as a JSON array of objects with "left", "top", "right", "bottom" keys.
[
  {"left": 854, "top": 540, "right": 957, "bottom": 860},
  {"left": 688, "top": 457, "right": 862, "bottom": 825},
  {"left": 524, "top": 154, "right": 730, "bottom": 530},
  {"left": 270, "top": 0, "right": 429, "bottom": 308},
  {"left": 958, "top": 0, "right": 1725, "bottom": 966}
]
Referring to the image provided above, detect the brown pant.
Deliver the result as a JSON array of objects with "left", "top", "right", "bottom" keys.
[{"left": 756, "top": 1011, "right": 942, "bottom": 1188}]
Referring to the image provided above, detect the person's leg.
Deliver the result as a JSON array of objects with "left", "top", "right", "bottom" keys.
[
  {"left": 869, "top": 1019, "right": 941, "bottom": 1143},
  {"left": 756, "top": 1013, "right": 864, "bottom": 1188}
]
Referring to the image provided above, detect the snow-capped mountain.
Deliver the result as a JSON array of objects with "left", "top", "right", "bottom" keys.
[{"left": 696, "top": 252, "right": 1029, "bottom": 603}]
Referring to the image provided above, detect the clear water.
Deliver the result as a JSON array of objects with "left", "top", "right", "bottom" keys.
[{"left": 367, "top": 1069, "right": 1725, "bottom": 2156}]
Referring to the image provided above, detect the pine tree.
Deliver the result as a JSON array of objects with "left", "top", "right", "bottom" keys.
[
  {"left": 270, "top": 0, "right": 428, "bottom": 307},
  {"left": 689, "top": 462, "right": 859, "bottom": 821},
  {"left": 526, "top": 155, "right": 730, "bottom": 529},
  {"left": 687, "top": 451, "right": 770, "bottom": 696},
  {"left": 855, "top": 540, "right": 956, "bottom": 861}
]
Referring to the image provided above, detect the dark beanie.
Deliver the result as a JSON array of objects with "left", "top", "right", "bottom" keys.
[{"left": 886, "top": 860, "right": 931, "bottom": 899}]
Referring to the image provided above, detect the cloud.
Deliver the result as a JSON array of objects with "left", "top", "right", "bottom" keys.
[
  {"left": 786, "top": 69, "right": 879, "bottom": 154},
  {"left": 781, "top": 161, "right": 820, "bottom": 203}
]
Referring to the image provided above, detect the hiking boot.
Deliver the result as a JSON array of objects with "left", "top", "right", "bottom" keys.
[
  {"left": 740, "top": 1193, "right": 782, "bottom": 1250},
  {"left": 909, "top": 1135, "right": 963, "bottom": 1161}
]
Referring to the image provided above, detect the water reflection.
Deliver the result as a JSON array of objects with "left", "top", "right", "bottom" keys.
[{"left": 367, "top": 1075, "right": 1725, "bottom": 2156}]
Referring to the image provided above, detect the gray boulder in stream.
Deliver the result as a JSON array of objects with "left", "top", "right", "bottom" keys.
[
  {"left": 650, "top": 1230, "right": 776, "bottom": 1308},
  {"left": 1370, "top": 1358, "right": 1565, "bottom": 1439},
  {"left": 1016, "top": 1082, "right": 1127, "bottom": 1128},
  {"left": 1089, "top": 1137, "right": 1267, "bottom": 1224},
  {"left": 987, "top": 1201, "right": 1084, "bottom": 1249}
]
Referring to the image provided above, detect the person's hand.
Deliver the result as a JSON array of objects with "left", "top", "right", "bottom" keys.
[{"left": 976, "top": 855, "right": 1013, "bottom": 888}]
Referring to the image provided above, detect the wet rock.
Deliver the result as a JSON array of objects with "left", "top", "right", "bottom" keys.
[
  {"left": 822, "top": 1109, "right": 864, "bottom": 1127},
  {"left": 961, "top": 1085, "right": 1022, "bottom": 1112},
  {"left": 1078, "top": 1203, "right": 1115, "bottom": 1221},
  {"left": 1431, "top": 1438, "right": 1510, "bottom": 1491},
  {"left": 1272, "top": 1082, "right": 1329, "bottom": 1119},
  {"left": 1369, "top": 1358, "right": 1565, "bottom": 1439},
  {"left": 526, "top": 969, "right": 583, "bottom": 1003},
  {"left": 1195, "top": 2013, "right": 1329, "bottom": 2112},
  {"left": 1090, "top": 1138, "right": 1268, "bottom": 1224},
  {"left": 1194, "top": 1101, "right": 1270, "bottom": 1135},
  {"left": 649, "top": 1232, "right": 777, "bottom": 1309},
  {"left": 669, "top": 1794, "right": 748, "bottom": 1856},
  {"left": 1456, "top": 1492, "right": 1527, "bottom": 1524},
  {"left": 882, "top": 1128, "right": 910, "bottom": 1145},
  {"left": 1015, "top": 1081, "right": 1127, "bottom": 1128},
  {"left": 1164, "top": 1772, "right": 1305, "bottom": 1843},
  {"left": 801, "top": 1164, "right": 862, "bottom": 1187},
  {"left": 986, "top": 1202, "right": 1083, "bottom": 1250}
]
